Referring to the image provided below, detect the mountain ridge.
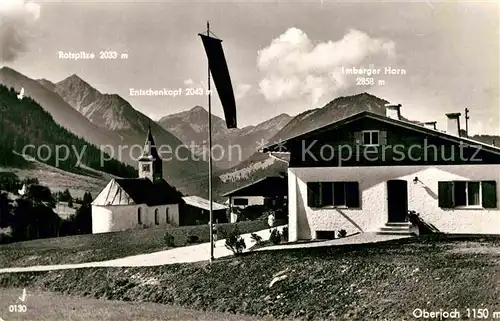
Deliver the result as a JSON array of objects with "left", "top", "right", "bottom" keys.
[
  {"left": 158, "top": 106, "right": 292, "bottom": 169},
  {"left": 44, "top": 73, "right": 211, "bottom": 197}
]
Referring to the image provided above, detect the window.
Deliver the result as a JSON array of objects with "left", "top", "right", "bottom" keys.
[
  {"left": 307, "top": 182, "right": 360, "bottom": 208},
  {"left": 438, "top": 181, "right": 497, "bottom": 208},
  {"left": 354, "top": 131, "right": 387, "bottom": 146},
  {"left": 137, "top": 208, "right": 142, "bottom": 224},
  {"left": 166, "top": 208, "right": 170, "bottom": 224},
  {"left": 154, "top": 208, "right": 159, "bottom": 225},
  {"left": 142, "top": 164, "right": 150, "bottom": 172},
  {"left": 233, "top": 198, "right": 249, "bottom": 206},
  {"left": 362, "top": 130, "right": 379, "bottom": 146}
]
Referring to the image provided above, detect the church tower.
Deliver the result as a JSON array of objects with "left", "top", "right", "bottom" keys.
[{"left": 138, "top": 124, "right": 163, "bottom": 182}]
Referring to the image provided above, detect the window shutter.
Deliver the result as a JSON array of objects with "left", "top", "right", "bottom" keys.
[
  {"left": 438, "top": 181, "right": 454, "bottom": 208},
  {"left": 481, "top": 181, "right": 497, "bottom": 208},
  {"left": 345, "top": 182, "right": 360, "bottom": 208},
  {"left": 353, "top": 131, "right": 361, "bottom": 145},
  {"left": 307, "top": 182, "right": 320, "bottom": 207},
  {"left": 321, "top": 182, "right": 333, "bottom": 206},
  {"left": 379, "top": 131, "right": 387, "bottom": 145}
]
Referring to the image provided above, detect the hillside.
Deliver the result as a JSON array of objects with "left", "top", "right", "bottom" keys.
[
  {"left": 1, "top": 237, "right": 498, "bottom": 320},
  {"left": 270, "top": 92, "right": 389, "bottom": 143},
  {"left": 158, "top": 106, "right": 291, "bottom": 169},
  {"left": 0, "top": 84, "right": 137, "bottom": 179},
  {"left": 44, "top": 74, "right": 211, "bottom": 197},
  {"left": 0, "top": 67, "right": 126, "bottom": 160},
  {"left": 469, "top": 134, "right": 499, "bottom": 146}
]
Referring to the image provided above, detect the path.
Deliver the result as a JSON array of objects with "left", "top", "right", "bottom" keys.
[
  {"left": 0, "top": 226, "right": 286, "bottom": 273},
  {"left": 0, "top": 228, "right": 409, "bottom": 274}
]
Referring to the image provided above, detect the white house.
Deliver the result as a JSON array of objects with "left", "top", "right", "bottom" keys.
[
  {"left": 92, "top": 125, "right": 183, "bottom": 234},
  {"left": 222, "top": 176, "right": 288, "bottom": 222},
  {"left": 262, "top": 104, "right": 499, "bottom": 241},
  {"left": 228, "top": 196, "right": 265, "bottom": 208}
]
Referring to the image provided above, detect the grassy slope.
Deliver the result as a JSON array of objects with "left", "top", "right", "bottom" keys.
[
  {"left": 1, "top": 237, "right": 499, "bottom": 320},
  {"left": 0, "top": 220, "right": 275, "bottom": 268},
  {"left": 2, "top": 160, "right": 113, "bottom": 199},
  {"left": 0, "top": 288, "right": 277, "bottom": 321}
]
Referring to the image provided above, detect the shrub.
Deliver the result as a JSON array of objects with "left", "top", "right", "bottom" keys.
[
  {"left": 0, "top": 226, "right": 12, "bottom": 244},
  {"left": 217, "top": 226, "right": 228, "bottom": 239},
  {"left": 282, "top": 227, "right": 289, "bottom": 242},
  {"left": 338, "top": 229, "right": 347, "bottom": 238},
  {"left": 163, "top": 232, "right": 175, "bottom": 247},
  {"left": 250, "top": 233, "right": 263, "bottom": 244},
  {"left": 239, "top": 205, "right": 266, "bottom": 221},
  {"left": 225, "top": 227, "right": 246, "bottom": 255},
  {"left": 187, "top": 235, "right": 199, "bottom": 244},
  {"left": 269, "top": 228, "right": 282, "bottom": 245}
]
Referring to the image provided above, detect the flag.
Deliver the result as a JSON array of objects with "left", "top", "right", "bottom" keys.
[{"left": 199, "top": 34, "right": 237, "bottom": 129}]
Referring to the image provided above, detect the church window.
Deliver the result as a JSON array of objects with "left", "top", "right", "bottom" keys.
[
  {"left": 137, "top": 208, "right": 142, "bottom": 224},
  {"left": 155, "top": 209, "right": 160, "bottom": 225},
  {"left": 166, "top": 207, "right": 170, "bottom": 224}
]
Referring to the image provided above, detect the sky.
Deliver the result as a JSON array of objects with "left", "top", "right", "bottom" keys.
[{"left": 1, "top": 0, "right": 499, "bottom": 135}]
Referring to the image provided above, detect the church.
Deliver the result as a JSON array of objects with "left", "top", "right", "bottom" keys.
[{"left": 91, "top": 126, "right": 184, "bottom": 234}]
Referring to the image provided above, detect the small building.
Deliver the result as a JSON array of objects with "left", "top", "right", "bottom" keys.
[
  {"left": 229, "top": 196, "right": 265, "bottom": 208},
  {"left": 180, "top": 196, "right": 228, "bottom": 225},
  {"left": 262, "top": 104, "right": 500, "bottom": 241},
  {"left": 91, "top": 125, "right": 184, "bottom": 234},
  {"left": 222, "top": 176, "right": 288, "bottom": 222},
  {"left": 54, "top": 201, "right": 80, "bottom": 219}
]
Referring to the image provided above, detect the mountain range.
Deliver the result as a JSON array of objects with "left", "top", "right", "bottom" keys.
[
  {"left": 0, "top": 66, "right": 497, "bottom": 199},
  {"left": 157, "top": 107, "right": 291, "bottom": 169},
  {"left": 0, "top": 67, "right": 209, "bottom": 196}
]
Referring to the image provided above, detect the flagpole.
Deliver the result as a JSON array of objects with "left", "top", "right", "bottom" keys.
[{"left": 207, "top": 21, "right": 214, "bottom": 263}]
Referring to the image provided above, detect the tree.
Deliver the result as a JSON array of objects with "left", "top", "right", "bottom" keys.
[
  {"left": 82, "top": 192, "right": 93, "bottom": 205},
  {"left": 59, "top": 189, "right": 73, "bottom": 203},
  {"left": 0, "top": 172, "right": 21, "bottom": 194},
  {"left": 0, "top": 192, "right": 14, "bottom": 228},
  {"left": 72, "top": 192, "right": 93, "bottom": 234},
  {"left": 11, "top": 183, "right": 60, "bottom": 241},
  {"left": 27, "top": 184, "right": 56, "bottom": 208}
]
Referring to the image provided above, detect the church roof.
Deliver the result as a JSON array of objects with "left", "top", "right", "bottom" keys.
[
  {"left": 146, "top": 124, "right": 156, "bottom": 146},
  {"left": 92, "top": 178, "right": 183, "bottom": 206},
  {"left": 138, "top": 124, "right": 161, "bottom": 161},
  {"left": 182, "top": 195, "right": 227, "bottom": 211}
]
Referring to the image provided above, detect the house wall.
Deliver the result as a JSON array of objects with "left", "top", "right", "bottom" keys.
[
  {"left": 92, "top": 203, "right": 180, "bottom": 234},
  {"left": 288, "top": 164, "right": 500, "bottom": 241},
  {"left": 179, "top": 204, "right": 227, "bottom": 226},
  {"left": 231, "top": 196, "right": 265, "bottom": 208}
]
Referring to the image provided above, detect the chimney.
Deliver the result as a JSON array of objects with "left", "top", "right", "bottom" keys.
[
  {"left": 385, "top": 103, "right": 402, "bottom": 120},
  {"left": 423, "top": 121, "right": 437, "bottom": 130},
  {"left": 445, "top": 113, "right": 461, "bottom": 137}
]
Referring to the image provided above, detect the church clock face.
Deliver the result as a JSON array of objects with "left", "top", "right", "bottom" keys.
[{"left": 142, "top": 164, "right": 150, "bottom": 172}]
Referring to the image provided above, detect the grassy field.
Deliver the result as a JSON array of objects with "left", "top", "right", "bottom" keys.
[
  {"left": 0, "top": 220, "right": 279, "bottom": 268},
  {"left": 1, "top": 236, "right": 499, "bottom": 320},
  {"left": 0, "top": 288, "right": 279, "bottom": 321}
]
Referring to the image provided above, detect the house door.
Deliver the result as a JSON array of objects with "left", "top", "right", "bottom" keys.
[{"left": 387, "top": 180, "right": 408, "bottom": 223}]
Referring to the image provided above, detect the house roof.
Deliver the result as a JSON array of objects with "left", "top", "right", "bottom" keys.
[
  {"left": 261, "top": 111, "right": 500, "bottom": 156},
  {"left": 92, "top": 178, "right": 183, "bottom": 206},
  {"left": 182, "top": 195, "right": 227, "bottom": 211},
  {"left": 222, "top": 176, "right": 288, "bottom": 197}
]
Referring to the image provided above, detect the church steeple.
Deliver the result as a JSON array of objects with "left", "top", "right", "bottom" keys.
[{"left": 138, "top": 123, "right": 163, "bottom": 182}]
